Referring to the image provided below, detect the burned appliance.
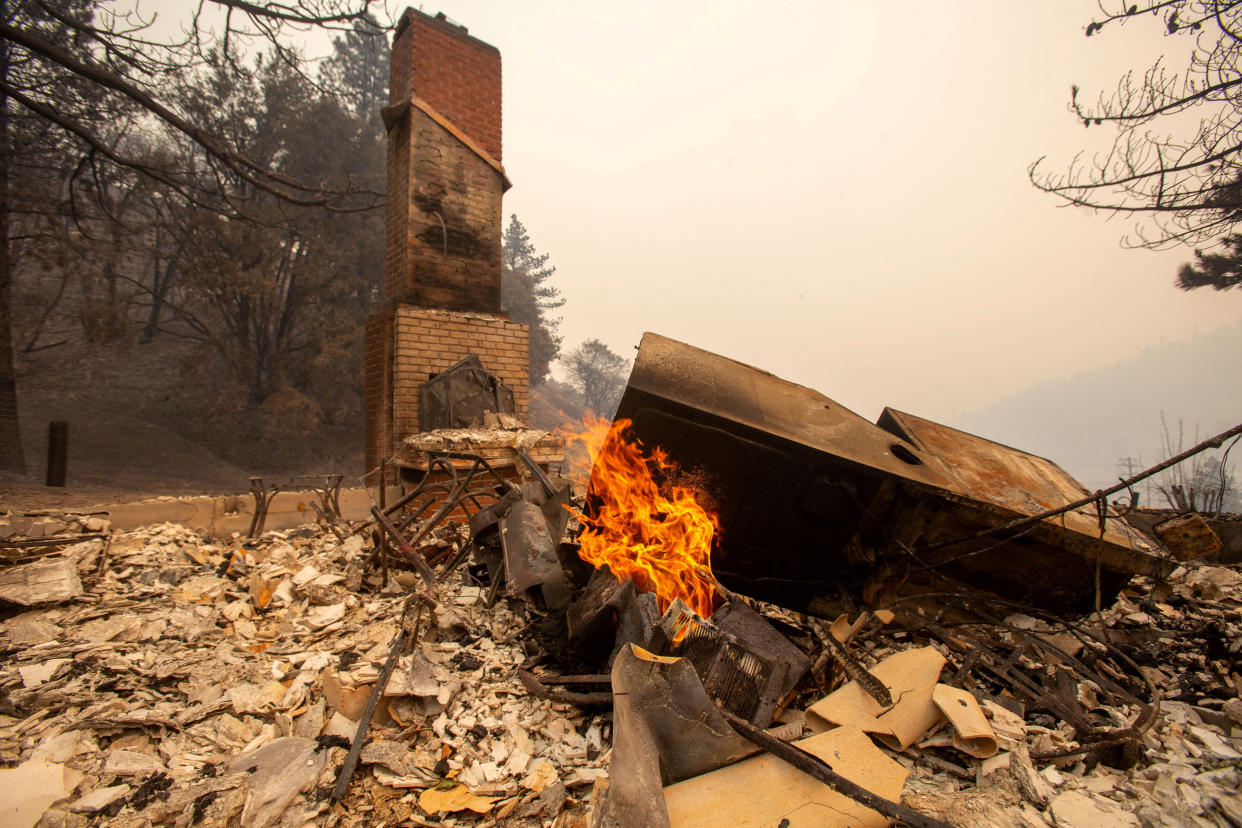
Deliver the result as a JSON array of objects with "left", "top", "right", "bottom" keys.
[
  {"left": 562, "top": 566, "right": 809, "bottom": 726},
  {"left": 612, "top": 332, "right": 1171, "bottom": 615},
  {"left": 659, "top": 599, "right": 809, "bottom": 726}
]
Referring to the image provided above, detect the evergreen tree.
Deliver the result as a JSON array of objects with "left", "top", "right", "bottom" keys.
[
  {"left": 501, "top": 214, "right": 563, "bottom": 385},
  {"left": 1177, "top": 234, "right": 1242, "bottom": 291},
  {"left": 322, "top": 13, "right": 388, "bottom": 123}
]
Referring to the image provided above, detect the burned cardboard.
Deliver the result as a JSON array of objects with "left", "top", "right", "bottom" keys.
[
  {"left": 611, "top": 332, "right": 1170, "bottom": 614},
  {"left": 662, "top": 725, "right": 910, "bottom": 828}
]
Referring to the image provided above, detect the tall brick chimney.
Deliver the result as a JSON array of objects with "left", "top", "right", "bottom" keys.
[
  {"left": 385, "top": 9, "right": 509, "bottom": 313},
  {"left": 365, "top": 9, "right": 530, "bottom": 472}
]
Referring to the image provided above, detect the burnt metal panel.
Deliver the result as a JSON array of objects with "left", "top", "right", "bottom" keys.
[
  {"left": 878, "top": 408, "right": 1134, "bottom": 546},
  {"left": 622, "top": 334, "right": 946, "bottom": 484},
  {"left": 500, "top": 500, "right": 571, "bottom": 610},
  {"left": 874, "top": 407, "right": 1171, "bottom": 612},
  {"left": 606, "top": 333, "right": 1171, "bottom": 616},
  {"left": 613, "top": 334, "right": 941, "bottom": 607}
]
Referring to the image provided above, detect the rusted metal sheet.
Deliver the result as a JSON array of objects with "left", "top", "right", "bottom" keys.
[
  {"left": 610, "top": 333, "right": 1170, "bottom": 615},
  {"left": 873, "top": 408, "right": 1171, "bottom": 612},
  {"left": 877, "top": 409, "right": 1136, "bottom": 549},
  {"left": 621, "top": 334, "right": 945, "bottom": 483}
]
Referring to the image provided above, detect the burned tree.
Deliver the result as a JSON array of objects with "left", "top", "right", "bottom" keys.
[
  {"left": 0, "top": 0, "right": 386, "bottom": 473},
  {"left": 564, "top": 338, "right": 628, "bottom": 418},
  {"left": 501, "top": 214, "right": 564, "bottom": 386},
  {"left": 1155, "top": 415, "right": 1239, "bottom": 511},
  {"left": 148, "top": 52, "right": 384, "bottom": 433},
  {"left": 1030, "top": 1, "right": 1242, "bottom": 254}
]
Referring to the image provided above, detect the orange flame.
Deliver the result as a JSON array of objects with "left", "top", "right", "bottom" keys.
[{"left": 560, "top": 413, "right": 720, "bottom": 620}]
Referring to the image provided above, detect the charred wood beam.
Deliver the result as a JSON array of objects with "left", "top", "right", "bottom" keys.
[
  {"left": 378, "top": 459, "right": 390, "bottom": 588},
  {"left": 538, "top": 674, "right": 611, "bottom": 686},
  {"left": 331, "top": 595, "right": 430, "bottom": 804},
  {"left": 517, "top": 668, "right": 612, "bottom": 706},
  {"left": 814, "top": 621, "right": 892, "bottom": 709},
  {"left": 894, "top": 595, "right": 1159, "bottom": 769},
  {"left": 0, "top": 533, "right": 108, "bottom": 549}
]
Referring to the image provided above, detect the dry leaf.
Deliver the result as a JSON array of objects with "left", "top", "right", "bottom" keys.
[{"left": 418, "top": 783, "right": 496, "bottom": 815}]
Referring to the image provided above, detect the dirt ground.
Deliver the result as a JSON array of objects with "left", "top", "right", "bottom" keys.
[
  {"left": 2, "top": 342, "right": 581, "bottom": 515},
  {"left": 3, "top": 339, "right": 361, "bottom": 513}
]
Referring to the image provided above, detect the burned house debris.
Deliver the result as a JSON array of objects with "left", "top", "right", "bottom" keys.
[
  {"left": 5, "top": 7, "right": 1242, "bottom": 828},
  {"left": 612, "top": 333, "right": 1170, "bottom": 616},
  {"left": 5, "top": 333, "right": 1242, "bottom": 826},
  {"left": 364, "top": 8, "right": 528, "bottom": 476}
]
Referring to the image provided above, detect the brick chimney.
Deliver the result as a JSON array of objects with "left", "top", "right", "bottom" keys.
[
  {"left": 390, "top": 10, "right": 502, "bottom": 160},
  {"left": 365, "top": 9, "right": 530, "bottom": 472},
  {"left": 384, "top": 9, "right": 510, "bottom": 313}
]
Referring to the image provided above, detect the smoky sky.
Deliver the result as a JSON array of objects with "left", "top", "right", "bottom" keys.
[{"left": 468, "top": 1, "right": 1241, "bottom": 422}]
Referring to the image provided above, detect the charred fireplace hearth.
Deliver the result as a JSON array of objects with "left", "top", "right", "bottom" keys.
[{"left": 420, "top": 354, "right": 516, "bottom": 431}]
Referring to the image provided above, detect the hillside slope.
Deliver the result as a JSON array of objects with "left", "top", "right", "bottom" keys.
[{"left": 953, "top": 320, "right": 1242, "bottom": 495}]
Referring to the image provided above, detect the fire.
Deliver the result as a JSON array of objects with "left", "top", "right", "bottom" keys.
[{"left": 560, "top": 413, "right": 720, "bottom": 620}]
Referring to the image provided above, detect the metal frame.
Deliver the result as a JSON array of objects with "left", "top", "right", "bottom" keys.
[{"left": 247, "top": 474, "right": 344, "bottom": 538}]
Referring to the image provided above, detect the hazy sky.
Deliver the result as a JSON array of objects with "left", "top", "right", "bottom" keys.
[{"left": 392, "top": 1, "right": 1239, "bottom": 426}]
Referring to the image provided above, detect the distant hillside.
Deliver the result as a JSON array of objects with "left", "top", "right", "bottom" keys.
[{"left": 952, "top": 320, "right": 1242, "bottom": 496}]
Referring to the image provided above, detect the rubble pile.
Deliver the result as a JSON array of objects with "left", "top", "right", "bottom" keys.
[
  {"left": 1, "top": 512, "right": 1240, "bottom": 826},
  {"left": 0, "top": 522, "right": 605, "bottom": 827},
  {"left": 3, "top": 337, "right": 1241, "bottom": 828},
  {"left": 831, "top": 563, "right": 1242, "bottom": 828}
]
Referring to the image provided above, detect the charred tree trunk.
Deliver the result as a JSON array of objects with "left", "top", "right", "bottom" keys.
[
  {"left": 0, "top": 0, "right": 27, "bottom": 474},
  {"left": 139, "top": 237, "right": 181, "bottom": 345}
]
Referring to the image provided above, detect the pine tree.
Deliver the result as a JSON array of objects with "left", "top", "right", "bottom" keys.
[
  {"left": 1177, "top": 234, "right": 1242, "bottom": 291},
  {"left": 501, "top": 214, "right": 564, "bottom": 385}
]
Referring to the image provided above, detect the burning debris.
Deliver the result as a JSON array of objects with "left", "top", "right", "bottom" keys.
[
  {"left": 3, "top": 336, "right": 1242, "bottom": 827},
  {"left": 570, "top": 414, "right": 719, "bottom": 622},
  {"left": 610, "top": 333, "right": 1171, "bottom": 616}
]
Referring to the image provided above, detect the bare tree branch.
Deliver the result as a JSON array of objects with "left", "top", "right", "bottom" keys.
[{"left": 1035, "top": 1, "right": 1242, "bottom": 248}]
